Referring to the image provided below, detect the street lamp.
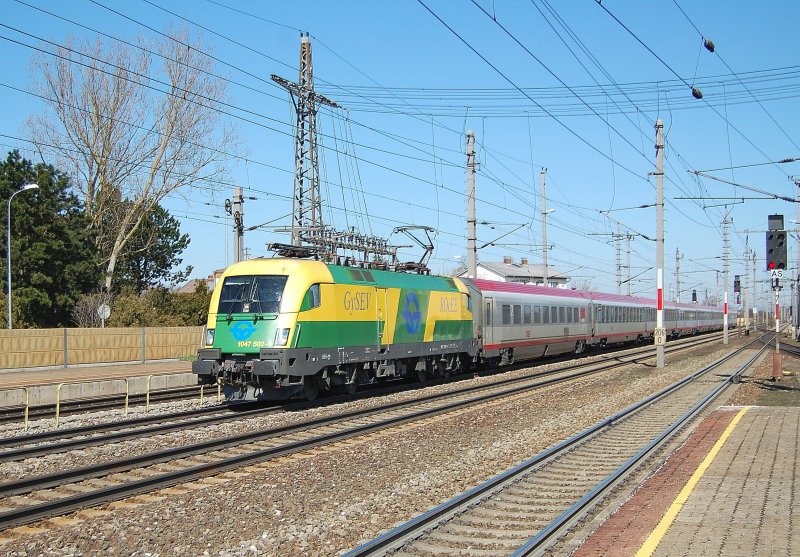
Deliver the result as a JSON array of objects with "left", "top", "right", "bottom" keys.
[{"left": 7, "top": 183, "right": 39, "bottom": 329}]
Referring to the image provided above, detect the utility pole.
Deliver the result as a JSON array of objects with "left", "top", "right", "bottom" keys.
[
  {"left": 675, "top": 247, "right": 683, "bottom": 303},
  {"left": 795, "top": 179, "right": 800, "bottom": 336},
  {"left": 655, "top": 120, "right": 665, "bottom": 368},
  {"left": 743, "top": 245, "right": 750, "bottom": 333},
  {"left": 615, "top": 225, "right": 622, "bottom": 295},
  {"left": 467, "top": 130, "right": 477, "bottom": 278},
  {"left": 541, "top": 168, "right": 549, "bottom": 287},
  {"left": 626, "top": 234, "right": 633, "bottom": 296},
  {"left": 232, "top": 187, "right": 244, "bottom": 263},
  {"left": 272, "top": 33, "right": 341, "bottom": 246},
  {"left": 723, "top": 208, "right": 730, "bottom": 345},
  {"left": 752, "top": 249, "right": 757, "bottom": 331}
]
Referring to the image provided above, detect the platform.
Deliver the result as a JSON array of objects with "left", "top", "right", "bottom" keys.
[
  {"left": 0, "top": 360, "right": 194, "bottom": 408},
  {"left": 573, "top": 406, "right": 799, "bottom": 557}
]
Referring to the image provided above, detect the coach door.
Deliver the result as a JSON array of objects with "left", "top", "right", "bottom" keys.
[
  {"left": 377, "top": 287, "right": 389, "bottom": 350},
  {"left": 483, "top": 297, "right": 495, "bottom": 347}
]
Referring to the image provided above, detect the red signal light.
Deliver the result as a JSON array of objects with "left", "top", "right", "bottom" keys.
[{"left": 768, "top": 261, "right": 776, "bottom": 269}]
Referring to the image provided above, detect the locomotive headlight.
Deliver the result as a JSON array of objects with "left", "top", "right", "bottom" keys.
[
  {"left": 205, "top": 328, "right": 215, "bottom": 346},
  {"left": 274, "top": 327, "right": 291, "bottom": 347}
]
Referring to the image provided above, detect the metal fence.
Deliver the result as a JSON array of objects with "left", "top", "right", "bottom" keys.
[{"left": 0, "top": 326, "right": 203, "bottom": 369}]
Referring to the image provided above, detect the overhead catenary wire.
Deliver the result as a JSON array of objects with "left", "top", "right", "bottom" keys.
[{"left": 4, "top": 2, "right": 766, "bottom": 296}]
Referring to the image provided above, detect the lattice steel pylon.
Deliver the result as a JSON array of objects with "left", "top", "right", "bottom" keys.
[{"left": 272, "top": 33, "right": 342, "bottom": 246}]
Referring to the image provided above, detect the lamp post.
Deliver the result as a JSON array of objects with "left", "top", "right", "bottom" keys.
[{"left": 7, "top": 183, "right": 39, "bottom": 329}]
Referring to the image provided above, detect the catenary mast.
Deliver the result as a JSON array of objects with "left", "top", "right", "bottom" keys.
[{"left": 272, "top": 33, "right": 341, "bottom": 247}]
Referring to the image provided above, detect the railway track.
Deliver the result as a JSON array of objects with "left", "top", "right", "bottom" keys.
[
  {"left": 0, "top": 332, "right": 733, "bottom": 532},
  {"left": 344, "top": 334, "right": 769, "bottom": 557},
  {"left": 2, "top": 333, "right": 721, "bottom": 452},
  {"left": 0, "top": 333, "right": 721, "bottom": 462},
  {"left": 0, "top": 331, "right": 727, "bottom": 428}
]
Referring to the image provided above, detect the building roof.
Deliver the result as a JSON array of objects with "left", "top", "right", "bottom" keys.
[{"left": 475, "top": 261, "right": 568, "bottom": 281}]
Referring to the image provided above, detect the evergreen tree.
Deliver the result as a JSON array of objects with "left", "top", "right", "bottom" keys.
[
  {"left": 112, "top": 203, "right": 192, "bottom": 295},
  {"left": 0, "top": 151, "right": 99, "bottom": 327}
]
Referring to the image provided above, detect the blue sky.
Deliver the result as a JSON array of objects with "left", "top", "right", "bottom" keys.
[{"left": 1, "top": 0, "right": 799, "bottom": 311}]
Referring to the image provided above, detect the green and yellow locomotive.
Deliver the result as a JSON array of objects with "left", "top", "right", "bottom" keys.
[{"left": 193, "top": 258, "right": 477, "bottom": 400}]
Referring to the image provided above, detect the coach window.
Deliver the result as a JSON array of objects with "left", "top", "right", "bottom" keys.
[
  {"left": 486, "top": 303, "right": 492, "bottom": 326},
  {"left": 534, "top": 305, "right": 542, "bottom": 324},
  {"left": 543, "top": 305, "right": 550, "bottom": 324},
  {"left": 502, "top": 305, "right": 512, "bottom": 325},
  {"left": 558, "top": 307, "right": 566, "bottom": 323},
  {"left": 524, "top": 305, "right": 531, "bottom": 324},
  {"left": 513, "top": 305, "right": 522, "bottom": 325},
  {"left": 551, "top": 306, "right": 558, "bottom": 323}
]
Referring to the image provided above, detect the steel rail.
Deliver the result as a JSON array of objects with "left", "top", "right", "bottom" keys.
[
  {"left": 512, "top": 339, "right": 768, "bottom": 556},
  {"left": 344, "top": 334, "right": 767, "bottom": 556},
  {"left": 0, "top": 333, "right": 728, "bottom": 529},
  {"left": 0, "top": 333, "right": 719, "bottom": 461}
]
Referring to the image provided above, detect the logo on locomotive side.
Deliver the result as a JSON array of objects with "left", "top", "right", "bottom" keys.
[
  {"left": 440, "top": 297, "right": 459, "bottom": 313},
  {"left": 403, "top": 292, "right": 422, "bottom": 334},
  {"left": 231, "top": 321, "right": 257, "bottom": 341},
  {"left": 343, "top": 291, "right": 372, "bottom": 314}
]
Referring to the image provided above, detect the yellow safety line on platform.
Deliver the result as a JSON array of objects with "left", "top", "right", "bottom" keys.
[{"left": 635, "top": 406, "right": 750, "bottom": 557}]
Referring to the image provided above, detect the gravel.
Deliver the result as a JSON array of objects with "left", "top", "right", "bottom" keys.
[{"left": 0, "top": 335, "right": 749, "bottom": 556}]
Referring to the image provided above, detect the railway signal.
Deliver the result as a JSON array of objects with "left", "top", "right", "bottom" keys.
[
  {"left": 766, "top": 214, "right": 787, "bottom": 271},
  {"left": 766, "top": 214, "right": 784, "bottom": 380}
]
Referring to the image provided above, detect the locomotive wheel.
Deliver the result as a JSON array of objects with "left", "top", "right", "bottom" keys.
[
  {"left": 345, "top": 381, "right": 358, "bottom": 395},
  {"left": 416, "top": 365, "right": 428, "bottom": 384},
  {"left": 303, "top": 376, "right": 320, "bottom": 402}
]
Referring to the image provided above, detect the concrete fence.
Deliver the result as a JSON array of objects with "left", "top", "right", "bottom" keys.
[{"left": 0, "top": 326, "right": 203, "bottom": 370}]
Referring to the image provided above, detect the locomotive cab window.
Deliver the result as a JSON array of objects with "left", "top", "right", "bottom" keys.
[
  {"left": 300, "top": 284, "right": 321, "bottom": 311},
  {"left": 218, "top": 275, "right": 288, "bottom": 314}
]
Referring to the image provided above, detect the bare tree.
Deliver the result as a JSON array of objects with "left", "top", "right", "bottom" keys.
[
  {"left": 571, "top": 279, "right": 597, "bottom": 292},
  {"left": 71, "top": 290, "right": 112, "bottom": 328},
  {"left": 28, "top": 28, "right": 237, "bottom": 290}
]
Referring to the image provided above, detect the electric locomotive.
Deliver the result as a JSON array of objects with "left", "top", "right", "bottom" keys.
[{"left": 193, "top": 258, "right": 477, "bottom": 401}]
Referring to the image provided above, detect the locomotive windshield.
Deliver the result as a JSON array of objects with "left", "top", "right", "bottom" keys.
[{"left": 217, "top": 275, "right": 288, "bottom": 314}]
